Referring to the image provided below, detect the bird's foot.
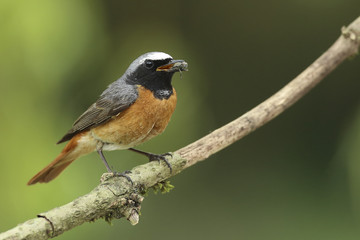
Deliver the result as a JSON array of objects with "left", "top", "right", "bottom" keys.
[
  {"left": 128, "top": 148, "right": 173, "bottom": 174},
  {"left": 147, "top": 152, "right": 173, "bottom": 174},
  {"left": 112, "top": 170, "right": 133, "bottom": 185}
]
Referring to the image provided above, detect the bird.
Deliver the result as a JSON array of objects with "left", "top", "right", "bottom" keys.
[{"left": 27, "top": 52, "right": 188, "bottom": 185}]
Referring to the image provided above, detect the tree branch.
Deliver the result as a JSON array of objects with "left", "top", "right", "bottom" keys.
[{"left": 1, "top": 16, "right": 359, "bottom": 240}]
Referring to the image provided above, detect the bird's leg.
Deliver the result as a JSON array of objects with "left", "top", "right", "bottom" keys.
[
  {"left": 97, "top": 148, "right": 112, "bottom": 172},
  {"left": 97, "top": 145, "right": 133, "bottom": 184},
  {"left": 128, "top": 148, "right": 173, "bottom": 173}
]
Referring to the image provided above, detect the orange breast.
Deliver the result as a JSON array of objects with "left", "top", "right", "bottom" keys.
[{"left": 91, "top": 86, "right": 177, "bottom": 148}]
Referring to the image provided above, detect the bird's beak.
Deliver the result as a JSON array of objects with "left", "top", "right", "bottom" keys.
[{"left": 156, "top": 59, "right": 188, "bottom": 72}]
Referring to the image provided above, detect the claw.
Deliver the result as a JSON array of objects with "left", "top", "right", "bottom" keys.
[
  {"left": 128, "top": 148, "right": 173, "bottom": 174},
  {"left": 113, "top": 170, "right": 133, "bottom": 185},
  {"left": 148, "top": 153, "right": 173, "bottom": 174}
]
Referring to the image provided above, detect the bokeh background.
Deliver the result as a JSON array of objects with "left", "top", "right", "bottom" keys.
[{"left": 1, "top": 1, "right": 360, "bottom": 239}]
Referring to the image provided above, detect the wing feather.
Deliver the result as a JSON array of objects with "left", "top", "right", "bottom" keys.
[{"left": 57, "top": 84, "right": 138, "bottom": 144}]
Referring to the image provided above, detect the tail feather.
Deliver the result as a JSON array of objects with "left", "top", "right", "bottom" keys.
[
  {"left": 27, "top": 134, "right": 87, "bottom": 185},
  {"left": 27, "top": 152, "right": 75, "bottom": 185}
]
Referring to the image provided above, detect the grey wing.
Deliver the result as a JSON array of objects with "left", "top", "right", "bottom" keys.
[{"left": 57, "top": 90, "right": 137, "bottom": 144}]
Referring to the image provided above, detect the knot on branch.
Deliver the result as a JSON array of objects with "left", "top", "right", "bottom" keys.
[
  {"left": 103, "top": 193, "right": 143, "bottom": 225},
  {"left": 341, "top": 26, "right": 360, "bottom": 43},
  {"left": 99, "top": 173, "right": 174, "bottom": 225},
  {"left": 99, "top": 173, "right": 144, "bottom": 225}
]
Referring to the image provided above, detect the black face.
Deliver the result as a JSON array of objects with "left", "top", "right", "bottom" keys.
[{"left": 126, "top": 58, "right": 175, "bottom": 100}]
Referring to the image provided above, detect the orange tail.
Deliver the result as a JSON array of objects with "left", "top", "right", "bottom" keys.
[{"left": 27, "top": 134, "right": 89, "bottom": 185}]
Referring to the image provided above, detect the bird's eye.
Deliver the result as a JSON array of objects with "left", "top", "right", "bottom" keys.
[{"left": 144, "top": 60, "right": 154, "bottom": 69}]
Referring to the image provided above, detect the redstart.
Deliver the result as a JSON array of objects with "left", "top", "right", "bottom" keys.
[{"left": 27, "top": 52, "right": 188, "bottom": 185}]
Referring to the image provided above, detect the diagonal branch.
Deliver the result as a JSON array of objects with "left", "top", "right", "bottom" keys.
[{"left": 1, "top": 16, "right": 359, "bottom": 240}]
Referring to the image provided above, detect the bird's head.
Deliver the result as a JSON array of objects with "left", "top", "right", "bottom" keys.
[{"left": 124, "top": 52, "right": 188, "bottom": 99}]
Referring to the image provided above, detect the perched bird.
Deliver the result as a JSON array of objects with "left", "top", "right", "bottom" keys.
[{"left": 27, "top": 52, "right": 188, "bottom": 185}]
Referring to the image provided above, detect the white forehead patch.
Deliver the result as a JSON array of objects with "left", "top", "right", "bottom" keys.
[
  {"left": 138, "top": 52, "right": 173, "bottom": 64},
  {"left": 125, "top": 52, "right": 173, "bottom": 74}
]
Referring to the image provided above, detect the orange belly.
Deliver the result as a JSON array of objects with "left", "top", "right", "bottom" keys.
[{"left": 91, "top": 86, "right": 177, "bottom": 149}]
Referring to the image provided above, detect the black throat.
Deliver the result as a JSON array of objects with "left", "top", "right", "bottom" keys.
[{"left": 127, "top": 72, "right": 174, "bottom": 100}]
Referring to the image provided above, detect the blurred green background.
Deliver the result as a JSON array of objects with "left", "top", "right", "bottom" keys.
[{"left": 1, "top": 0, "right": 360, "bottom": 239}]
